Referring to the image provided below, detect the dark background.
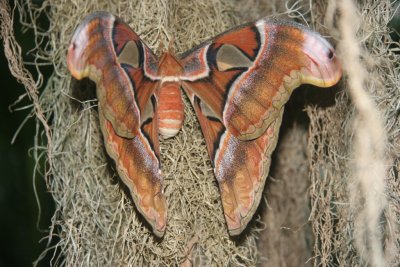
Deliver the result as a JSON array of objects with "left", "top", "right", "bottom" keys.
[{"left": 0, "top": 1, "right": 54, "bottom": 266}]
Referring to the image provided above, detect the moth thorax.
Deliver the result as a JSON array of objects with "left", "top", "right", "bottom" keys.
[{"left": 157, "top": 82, "right": 184, "bottom": 139}]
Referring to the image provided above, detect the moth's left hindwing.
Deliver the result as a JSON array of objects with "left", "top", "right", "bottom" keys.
[
  {"left": 180, "top": 18, "right": 341, "bottom": 235},
  {"left": 186, "top": 89, "right": 284, "bottom": 235},
  {"left": 67, "top": 12, "right": 167, "bottom": 237}
]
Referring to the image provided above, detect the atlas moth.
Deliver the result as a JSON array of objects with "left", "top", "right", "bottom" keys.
[{"left": 67, "top": 11, "right": 342, "bottom": 237}]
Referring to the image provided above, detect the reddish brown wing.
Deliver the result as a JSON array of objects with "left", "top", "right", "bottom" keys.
[
  {"left": 186, "top": 90, "right": 283, "bottom": 235},
  {"left": 180, "top": 18, "right": 342, "bottom": 235},
  {"left": 180, "top": 18, "right": 342, "bottom": 141},
  {"left": 67, "top": 12, "right": 166, "bottom": 236}
]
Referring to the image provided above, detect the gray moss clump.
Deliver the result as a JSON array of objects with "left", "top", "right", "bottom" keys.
[{"left": 1, "top": 0, "right": 399, "bottom": 265}]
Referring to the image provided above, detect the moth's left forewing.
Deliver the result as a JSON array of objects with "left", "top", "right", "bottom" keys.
[
  {"left": 181, "top": 18, "right": 341, "bottom": 141},
  {"left": 221, "top": 18, "right": 342, "bottom": 140},
  {"left": 180, "top": 17, "right": 341, "bottom": 235}
]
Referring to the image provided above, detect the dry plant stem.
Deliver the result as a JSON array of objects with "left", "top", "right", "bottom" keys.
[
  {"left": 338, "top": 0, "right": 387, "bottom": 266},
  {"left": 0, "top": 1, "right": 52, "bottom": 179}
]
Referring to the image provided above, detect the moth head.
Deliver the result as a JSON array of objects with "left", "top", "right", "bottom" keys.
[{"left": 158, "top": 52, "right": 183, "bottom": 76}]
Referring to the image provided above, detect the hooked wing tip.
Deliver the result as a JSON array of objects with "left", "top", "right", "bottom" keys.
[
  {"left": 149, "top": 197, "right": 168, "bottom": 237},
  {"left": 152, "top": 220, "right": 167, "bottom": 238},
  {"left": 225, "top": 203, "right": 257, "bottom": 236},
  {"left": 67, "top": 42, "right": 83, "bottom": 79},
  {"left": 67, "top": 12, "right": 115, "bottom": 80},
  {"left": 134, "top": 187, "right": 168, "bottom": 238},
  {"left": 301, "top": 33, "right": 342, "bottom": 87},
  {"left": 128, "top": 193, "right": 167, "bottom": 237},
  {"left": 67, "top": 27, "right": 91, "bottom": 80}
]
